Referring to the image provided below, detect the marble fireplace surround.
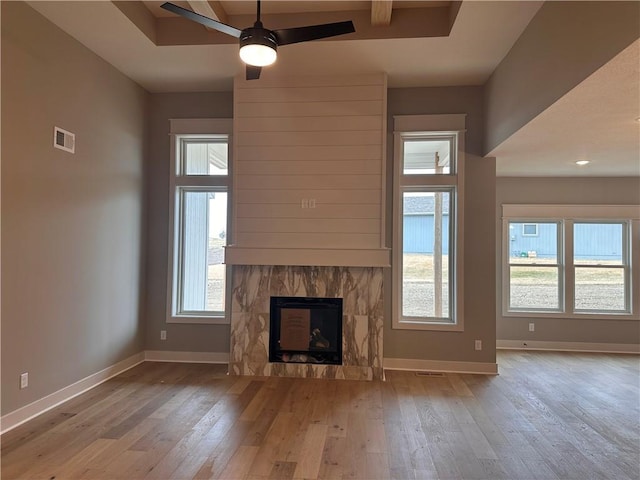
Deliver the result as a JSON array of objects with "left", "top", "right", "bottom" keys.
[{"left": 229, "top": 265, "right": 384, "bottom": 381}]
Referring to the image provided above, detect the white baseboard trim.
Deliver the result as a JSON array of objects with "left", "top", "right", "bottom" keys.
[
  {"left": 0, "top": 352, "right": 145, "bottom": 435},
  {"left": 384, "top": 358, "right": 498, "bottom": 375},
  {"left": 144, "top": 350, "right": 229, "bottom": 364},
  {"left": 0, "top": 350, "right": 231, "bottom": 435},
  {"left": 497, "top": 340, "right": 640, "bottom": 354}
]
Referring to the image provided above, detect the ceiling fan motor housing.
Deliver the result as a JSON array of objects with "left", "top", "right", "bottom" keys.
[{"left": 240, "top": 27, "right": 278, "bottom": 52}]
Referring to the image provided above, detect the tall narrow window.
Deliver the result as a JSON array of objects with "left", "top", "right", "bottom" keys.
[
  {"left": 574, "top": 222, "right": 628, "bottom": 312},
  {"left": 402, "top": 189, "right": 454, "bottom": 319},
  {"left": 168, "top": 119, "right": 232, "bottom": 324},
  {"left": 177, "top": 189, "right": 227, "bottom": 313},
  {"left": 393, "top": 115, "right": 465, "bottom": 331},
  {"left": 507, "top": 221, "right": 562, "bottom": 311}
]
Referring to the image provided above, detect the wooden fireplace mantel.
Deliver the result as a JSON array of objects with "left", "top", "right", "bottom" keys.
[{"left": 224, "top": 246, "right": 390, "bottom": 267}]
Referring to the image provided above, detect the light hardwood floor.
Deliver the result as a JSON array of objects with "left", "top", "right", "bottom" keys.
[{"left": 2, "top": 351, "right": 639, "bottom": 480}]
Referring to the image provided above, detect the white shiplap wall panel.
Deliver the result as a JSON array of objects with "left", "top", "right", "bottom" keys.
[
  {"left": 235, "top": 189, "right": 381, "bottom": 205},
  {"left": 235, "top": 233, "right": 381, "bottom": 249},
  {"left": 238, "top": 174, "right": 381, "bottom": 190},
  {"left": 236, "top": 218, "right": 380, "bottom": 234},
  {"left": 236, "top": 116, "right": 383, "bottom": 133},
  {"left": 235, "top": 100, "right": 383, "bottom": 118},
  {"left": 238, "top": 130, "right": 381, "bottom": 147},
  {"left": 238, "top": 85, "right": 383, "bottom": 103},
  {"left": 230, "top": 74, "right": 388, "bottom": 261},
  {"left": 236, "top": 145, "right": 382, "bottom": 161},
  {"left": 236, "top": 159, "right": 381, "bottom": 176},
  {"left": 234, "top": 73, "right": 384, "bottom": 89},
  {"left": 236, "top": 204, "right": 380, "bottom": 219}
]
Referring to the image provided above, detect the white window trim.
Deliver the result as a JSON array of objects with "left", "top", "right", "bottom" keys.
[
  {"left": 167, "top": 118, "right": 233, "bottom": 325},
  {"left": 573, "top": 220, "right": 630, "bottom": 314},
  {"left": 502, "top": 204, "right": 640, "bottom": 321},
  {"left": 505, "top": 219, "right": 564, "bottom": 314},
  {"left": 392, "top": 114, "right": 465, "bottom": 331}
]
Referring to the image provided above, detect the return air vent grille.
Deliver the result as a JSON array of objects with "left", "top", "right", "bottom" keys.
[
  {"left": 53, "top": 126, "right": 75, "bottom": 153},
  {"left": 415, "top": 371, "right": 446, "bottom": 377}
]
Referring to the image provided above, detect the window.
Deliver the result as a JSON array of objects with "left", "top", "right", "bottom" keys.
[
  {"left": 507, "top": 221, "right": 562, "bottom": 311},
  {"left": 167, "top": 119, "right": 232, "bottom": 324},
  {"left": 522, "top": 223, "right": 538, "bottom": 236},
  {"left": 574, "top": 222, "right": 628, "bottom": 312},
  {"left": 402, "top": 189, "right": 454, "bottom": 319},
  {"left": 502, "top": 205, "right": 639, "bottom": 319},
  {"left": 403, "top": 137, "right": 453, "bottom": 175},
  {"left": 393, "top": 114, "right": 465, "bottom": 330},
  {"left": 181, "top": 140, "right": 228, "bottom": 176}
]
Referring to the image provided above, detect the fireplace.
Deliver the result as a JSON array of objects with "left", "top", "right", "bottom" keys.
[
  {"left": 269, "top": 296, "right": 342, "bottom": 365},
  {"left": 228, "top": 265, "right": 384, "bottom": 380}
]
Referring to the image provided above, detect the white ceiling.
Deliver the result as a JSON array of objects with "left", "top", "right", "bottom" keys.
[
  {"left": 27, "top": 1, "right": 640, "bottom": 177},
  {"left": 491, "top": 39, "right": 640, "bottom": 177},
  {"left": 27, "top": 1, "right": 542, "bottom": 92}
]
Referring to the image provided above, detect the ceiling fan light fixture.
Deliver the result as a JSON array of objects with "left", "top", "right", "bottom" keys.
[
  {"left": 161, "top": 2, "right": 355, "bottom": 79},
  {"left": 240, "top": 44, "right": 276, "bottom": 66},
  {"left": 239, "top": 28, "right": 277, "bottom": 66}
]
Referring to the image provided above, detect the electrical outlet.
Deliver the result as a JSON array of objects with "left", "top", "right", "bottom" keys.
[
  {"left": 301, "top": 199, "right": 309, "bottom": 208},
  {"left": 474, "top": 340, "right": 482, "bottom": 351},
  {"left": 529, "top": 323, "right": 535, "bottom": 332},
  {"left": 309, "top": 199, "right": 316, "bottom": 208},
  {"left": 160, "top": 330, "right": 167, "bottom": 341},
  {"left": 20, "top": 372, "right": 28, "bottom": 389}
]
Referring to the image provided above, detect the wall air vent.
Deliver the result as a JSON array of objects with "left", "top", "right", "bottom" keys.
[{"left": 53, "top": 126, "right": 75, "bottom": 153}]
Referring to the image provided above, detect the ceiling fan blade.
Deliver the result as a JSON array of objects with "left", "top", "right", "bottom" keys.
[
  {"left": 273, "top": 21, "right": 355, "bottom": 46},
  {"left": 160, "top": 2, "right": 242, "bottom": 38},
  {"left": 246, "top": 65, "right": 262, "bottom": 80}
]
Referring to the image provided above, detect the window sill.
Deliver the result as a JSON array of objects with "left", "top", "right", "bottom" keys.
[
  {"left": 167, "top": 315, "right": 229, "bottom": 325},
  {"left": 392, "top": 319, "right": 463, "bottom": 332},
  {"left": 503, "top": 311, "right": 639, "bottom": 321}
]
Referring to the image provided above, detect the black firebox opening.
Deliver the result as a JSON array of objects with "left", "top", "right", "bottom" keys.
[{"left": 269, "top": 296, "right": 343, "bottom": 365}]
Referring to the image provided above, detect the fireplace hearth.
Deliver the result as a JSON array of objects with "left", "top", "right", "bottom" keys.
[{"left": 269, "top": 296, "right": 342, "bottom": 365}]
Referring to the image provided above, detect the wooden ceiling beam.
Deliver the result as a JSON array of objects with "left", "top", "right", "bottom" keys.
[
  {"left": 371, "top": 0, "right": 393, "bottom": 26},
  {"left": 187, "top": 1, "right": 228, "bottom": 25}
]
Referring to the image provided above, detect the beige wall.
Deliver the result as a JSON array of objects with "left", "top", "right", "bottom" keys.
[
  {"left": 496, "top": 177, "right": 640, "bottom": 345},
  {"left": 145, "top": 92, "right": 233, "bottom": 352},
  {"left": 384, "top": 87, "right": 497, "bottom": 364},
  {"left": 484, "top": 1, "right": 640, "bottom": 154},
  {"left": 1, "top": 2, "right": 147, "bottom": 415}
]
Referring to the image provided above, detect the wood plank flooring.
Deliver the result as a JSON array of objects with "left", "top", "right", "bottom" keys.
[{"left": 2, "top": 351, "right": 638, "bottom": 479}]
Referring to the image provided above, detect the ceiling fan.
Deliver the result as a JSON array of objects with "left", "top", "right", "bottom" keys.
[{"left": 160, "top": 1, "right": 356, "bottom": 80}]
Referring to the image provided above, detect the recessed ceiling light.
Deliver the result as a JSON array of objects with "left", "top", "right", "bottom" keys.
[{"left": 575, "top": 160, "right": 590, "bottom": 166}]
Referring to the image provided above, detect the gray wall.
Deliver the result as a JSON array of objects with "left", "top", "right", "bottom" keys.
[
  {"left": 484, "top": 1, "right": 640, "bottom": 154},
  {"left": 496, "top": 176, "right": 640, "bottom": 345},
  {"left": 1, "top": 2, "right": 147, "bottom": 415},
  {"left": 145, "top": 87, "right": 497, "bottom": 365},
  {"left": 384, "top": 87, "right": 497, "bottom": 364},
  {"left": 145, "top": 92, "right": 233, "bottom": 353}
]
